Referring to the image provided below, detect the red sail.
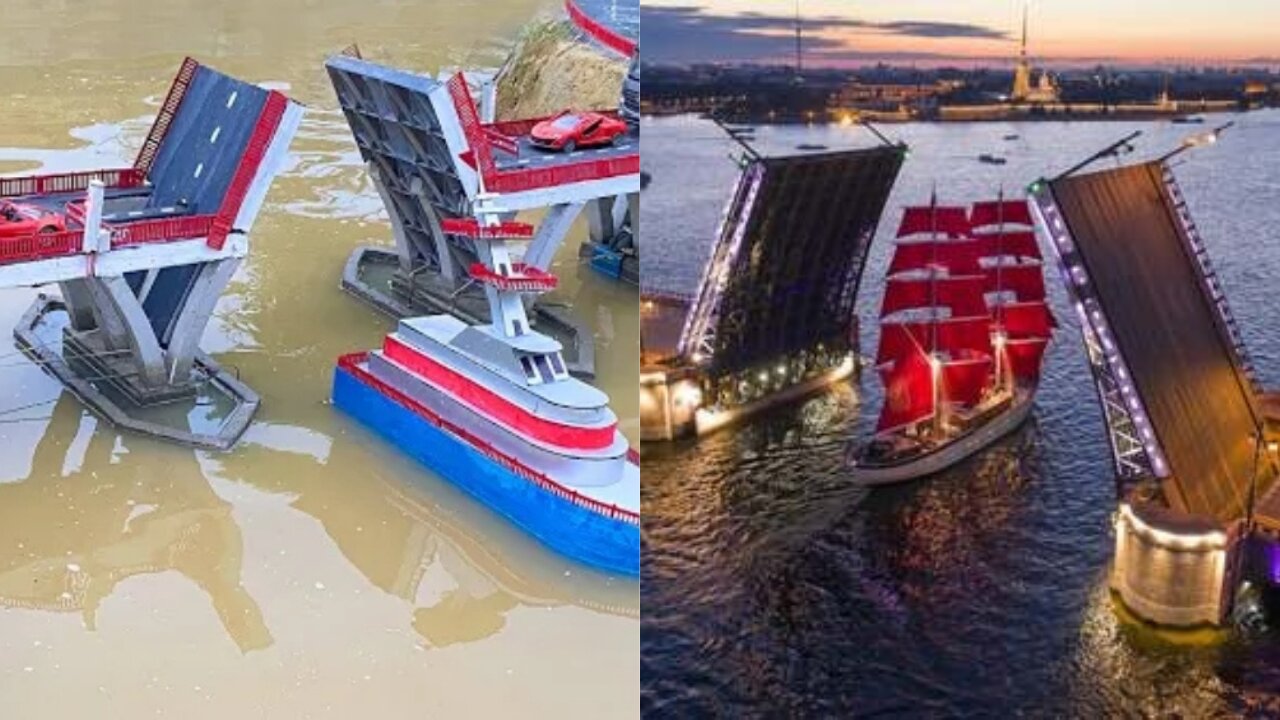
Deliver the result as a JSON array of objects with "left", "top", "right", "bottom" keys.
[
  {"left": 973, "top": 231, "right": 1041, "bottom": 261},
  {"left": 876, "top": 352, "right": 935, "bottom": 433},
  {"left": 877, "top": 317, "right": 992, "bottom": 366},
  {"left": 941, "top": 356, "right": 992, "bottom": 406},
  {"left": 970, "top": 200, "right": 1032, "bottom": 229},
  {"left": 983, "top": 264, "right": 1045, "bottom": 302},
  {"left": 881, "top": 275, "right": 988, "bottom": 318},
  {"left": 897, "top": 206, "right": 970, "bottom": 238},
  {"left": 996, "top": 301, "right": 1056, "bottom": 338},
  {"left": 1004, "top": 337, "right": 1049, "bottom": 382},
  {"left": 888, "top": 240, "right": 981, "bottom": 275}
]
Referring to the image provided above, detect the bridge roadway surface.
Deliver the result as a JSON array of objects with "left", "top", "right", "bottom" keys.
[{"left": 1050, "top": 161, "right": 1276, "bottom": 525}]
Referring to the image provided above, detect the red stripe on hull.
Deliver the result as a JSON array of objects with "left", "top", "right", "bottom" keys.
[
  {"left": 338, "top": 353, "right": 638, "bottom": 524},
  {"left": 382, "top": 335, "right": 617, "bottom": 451}
]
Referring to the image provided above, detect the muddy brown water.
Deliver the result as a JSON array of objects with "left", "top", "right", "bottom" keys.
[{"left": 0, "top": 1, "right": 638, "bottom": 716}]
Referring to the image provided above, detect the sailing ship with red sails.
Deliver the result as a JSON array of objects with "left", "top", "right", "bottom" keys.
[{"left": 847, "top": 196, "right": 1056, "bottom": 485}]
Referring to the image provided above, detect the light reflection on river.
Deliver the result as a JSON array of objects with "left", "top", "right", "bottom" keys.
[
  {"left": 0, "top": 2, "right": 637, "bottom": 716},
  {"left": 641, "top": 111, "right": 1280, "bottom": 716}
]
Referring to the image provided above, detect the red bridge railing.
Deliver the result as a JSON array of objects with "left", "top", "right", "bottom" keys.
[
  {"left": 0, "top": 230, "right": 82, "bottom": 264},
  {"left": 565, "top": 0, "right": 637, "bottom": 57},
  {"left": 338, "top": 352, "right": 639, "bottom": 526},
  {"left": 468, "top": 262, "right": 559, "bottom": 292},
  {"left": 209, "top": 90, "right": 289, "bottom": 250},
  {"left": 440, "top": 217, "right": 535, "bottom": 239},
  {"left": 0, "top": 168, "right": 144, "bottom": 198},
  {"left": 134, "top": 57, "right": 199, "bottom": 174},
  {"left": 110, "top": 214, "right": 217, "bottom": 248}
]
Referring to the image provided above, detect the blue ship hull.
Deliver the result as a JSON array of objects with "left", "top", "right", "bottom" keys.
[{"left": 332, "top": 365, "right": 639, "bottom": 576}]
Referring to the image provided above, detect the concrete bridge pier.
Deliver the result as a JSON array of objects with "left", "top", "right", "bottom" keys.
[
  {"left": 48, "top": 256, "right": 241, "bottom": 406},
  {"left": 1110, "top": 492, "right": 1246, "bottom": 627},
  {"left": 579, "top": 192, "right": 637, "bottom": 283}
]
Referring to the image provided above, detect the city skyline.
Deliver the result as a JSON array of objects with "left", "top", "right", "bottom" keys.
[{"left": 642, "top": 1, "right": 1280, "bottom": 68}]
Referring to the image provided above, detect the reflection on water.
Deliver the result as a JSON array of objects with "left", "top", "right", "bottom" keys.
[
  {"left": 0, "top": 393, "right": 270, "bottom": 653},
  {"left": 641, "top": 112, "right": 1280, "bottom": 715},
  {"left": 0, "top": 0, "right": 637, "bottom": 716}
]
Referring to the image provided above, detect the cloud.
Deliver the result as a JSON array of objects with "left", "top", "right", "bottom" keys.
[
  {"left": 873, "top": 21, "right": 1009, "bottom": 41},
  {"left": 640, "top": 5, "right": 1011, "bottom": 65}
]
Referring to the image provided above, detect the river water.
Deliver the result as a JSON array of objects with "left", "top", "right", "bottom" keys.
[
  {"left": 641, "top": 112, "right": 1280, "bottom": 716},
  {"left": 0, "top": 2, "right": 638, "bottom": 717}
]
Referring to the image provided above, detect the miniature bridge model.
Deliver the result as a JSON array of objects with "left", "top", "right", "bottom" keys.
[
  {"left": 325, "top": 53, "right": 640, "bottom": 376},
  {"left": 0, "top": 58, "right": 302, "bottom": 449},
  {"left": 1033, "top": 158, "right": 1280, "bottom": 626},
  {"left": 565, "top": 0, "right": 638, "bottom": 58}
]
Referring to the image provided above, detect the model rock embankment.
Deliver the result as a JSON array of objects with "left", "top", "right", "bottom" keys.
[{"left": 495, "top": 18, "right": 624, "bottom": 120}]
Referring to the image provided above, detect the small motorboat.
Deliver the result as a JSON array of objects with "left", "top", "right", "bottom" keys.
[
  {"left": 978, "top": 153, "right": 1008, "bottom": 165},
  {"left": 796, "top": 143, "right": 828, "bottom": 151},
  {"left": 1172, "top": 115, "right": 1205, "bottom": 124}
]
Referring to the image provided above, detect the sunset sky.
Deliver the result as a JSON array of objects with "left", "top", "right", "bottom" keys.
[{"left": 642, "top": 1, "right": 1280, "bottom": 67}]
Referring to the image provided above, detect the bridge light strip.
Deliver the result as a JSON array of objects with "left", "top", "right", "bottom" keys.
[
  {"left": 1032, "top": 190, "right": 1170, "bottom": 478},
  {"left": 1117, "top": 502, "right": 1228, "bottom": 552},
  {"left": 677, "top": 161, "right": 766, "bottom": 360}
]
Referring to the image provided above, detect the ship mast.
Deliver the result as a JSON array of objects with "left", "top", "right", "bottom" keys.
[
  {"left": 929, "top": 187, "right": 942, "bottom": 432},
  {"left": 993, "top": 188, "right": 1007, "bottom": 391}
]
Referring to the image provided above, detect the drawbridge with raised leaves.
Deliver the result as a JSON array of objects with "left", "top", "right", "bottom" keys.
[
  {"left": 1032, "top": 145, "right": 1280, "bottom": 626},
  {"left": 0, "top": 58, "right": 302, "bottom": 449},
  {"left": 325, "top": 40, "right": 639, "bottom": 377}
]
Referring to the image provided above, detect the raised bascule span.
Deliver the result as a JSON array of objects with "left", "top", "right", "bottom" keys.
[
  {"left": 326, "top": 46, "right": 639, "bottom": 376},
  {"left": 0, "top": 58, "right": 303, "bottom": 449},
  {"left": 641, "top": 144, "right": 905, "bottom": 440},
  {"left": 1032, "top": 153, "right": 1280, "bottom": 627},
  {"left": 327, "top": 45, "right": 640, "bottom": 575}
]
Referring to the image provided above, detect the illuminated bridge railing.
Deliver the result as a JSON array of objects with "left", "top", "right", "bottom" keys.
[
  {"left": 1161, "top": 165, "right": 1261, "bottom": 395},
  {"left": 1031, "top": 187, "right": 1167, "bottom": 482}
]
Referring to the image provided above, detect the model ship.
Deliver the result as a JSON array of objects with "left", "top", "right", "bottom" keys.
[
  {"left": 847, "top": 196, "right": 1055, "bottom": 485},
  {"left": 334, "top": 217, "right": 639, "bottom": 575}
]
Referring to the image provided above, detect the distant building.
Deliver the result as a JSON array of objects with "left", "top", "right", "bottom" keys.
[
  {"left": 830, "top": 81, "right": 942, "bottom": 108},
  {"left": 1010, "top": 4, "right": 1059, "bottom": 104}
]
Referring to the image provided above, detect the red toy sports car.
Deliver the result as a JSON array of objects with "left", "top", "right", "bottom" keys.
[
  {"left": 0, "top": 200, "right": 66, "bottom": 238},
  {"left": 530, "top": 110, "right": 628, "bottom": 153}
]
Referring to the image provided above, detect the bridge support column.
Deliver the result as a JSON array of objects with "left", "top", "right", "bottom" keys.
[
  {"left": 164, "top": 257, "right": 241, "bottom": 382},
  {"left": 524, "top": 201, "right": 584, "bottom": 270},
  {"left": 45, "top": 258, "right": 244, "bottom": 406},
  {"left": 1110, "top": 499, "right": 1243, "bottom": 627},
  {"left": 585, "top": 195, "right": 617, "bottom": 246}
]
